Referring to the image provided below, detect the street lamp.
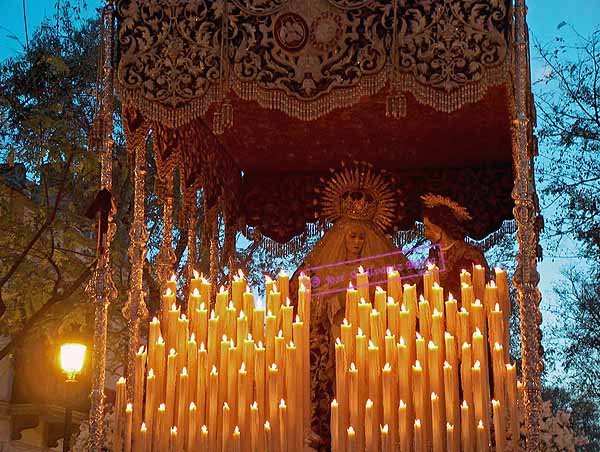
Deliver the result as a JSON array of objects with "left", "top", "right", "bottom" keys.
[{"left": 60, "top": 343, "right": 86, "bottom": 452}]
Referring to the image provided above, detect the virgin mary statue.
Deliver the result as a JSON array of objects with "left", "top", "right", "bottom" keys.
[{"left": 291, "top": 163, "right": 408, "bottom": 451}]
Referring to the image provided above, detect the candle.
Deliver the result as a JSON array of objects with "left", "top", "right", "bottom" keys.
[
  {"left": 267, "top": 364, "right": 280, "bottom": 445},
  {"left": 418, "top": 297, "right": 432, "bottom": 342},
  {"left": 216, "top": 286, "right": 228, "bottom": 319},
  {"left": 460, "top": 269, "right": 472, "bottom": 286},
  {"left": 148, "top": 317, "right": 161, "bottom": 373},
  {"left": 177, "top": 314, "right": 189, "bottom": 370},
  {"left": 506, "top": 364, "right": 519, "bottom": 451},
  {"left": 358, "top": 298, "right": 372, "bottom": 338},
  {"left": 145, "top": 370, "right": 156, "bottom": 442},
  {"left": 365, "top": 399, "right": 379, "bottom": 452},
  {"left": 414, "top": 419, "right": 424, "bottom": 452},
  {"left": 222, "top": 402, "right": 231, "bottom": 452},
  {"left": 225, "top": 301, "right": 237, "bottom": 344},
  {"left": 398, "top": 400, "right": 410, "bottom": 452},
  {"left": 476, "top": 420, "right": 489, "bottom": 452},
  {"left": 285, "top": 341, "right": 298, "bottom": 449},
  {"left": 278, "top": 399, "right": 288, "bottom": 452},
  {"left": 444, "top": 361, "right": 460, "bottom": 442},
  {"left": 269, "top": 286, "right": 281, "bottom": 329},
  {"left": 264, "top": 421, "right": 274, "bottom": 452},
  {"left": 227, "top": 340, "right": 239, "bottom": 419},
  {"left": 402, "top": 284, "right": 418, "bottom": 320},
  {"left": 445, "top": 294, "right": 458, "bottom": 337},
  {"left": 232, "top": 425, "right": 241, "bottom": 452},
  {"left": 334, "top": 340, "right": 347, "bottom": 451},
  {"left": 197, "top": 343, "right": 208, "bottom": 426},
  {"left": 138, "top": 422, "right": 147, "bottom": 452},
  {"left": 492, "top": 400, "right": 505, "bottom": 452},
  {"left": 346, "top": 283, "right": 359, "bottom": 328},
  {"left": 187, "top": 334, "right": 198, "bottom": 407},
  {"left": 233, "top": 270, "right": 246, "bottom": 311},
  {"left": 237, "top": 310, "right": 249, "bottom": 352},
  {"left": 461, "top": 283, "right": 475, "bottom": 309},
  {"left": 461, "top": 401, "right": 472, "bottom": 452},
  {"left": 115, "top": 376, "right": 126, "bottom": 448},
  {"left": 494, "top": 268, "right": 510, "bottom": 361},
  {"left": 238, "top": 363, "right": 249, "bottom": 442},
  {"left": 252, "top": 308, "right": 265, "bottom": 344},
  {"left": 489, "top": 303, "right": 504, "bottom": 351},
  {"left": 470, "top": 300, "right": 485, "bottom": 337},
  {"left": 189, "top": 271, "right": 202, "bottom": 309},
  {"left": 457, "top": 308, "right": 470, "bottom": 357},
  {"left": 187, "top": 402, "right": 198, "bottom": 452},
  {"left": 331, "top": 399, "right": 340, "bottom": 452},
  {"left": 243, "top": 287, "right": 255, "bottom": 332},
  {"left": 431, "top": 309, "right": 445, "bottom": 357},
  {"left": 472, "top": 265, "right": 485, "bottom": 302},
  {"left": 412, "top": 361, "right": 426, "bottom": 447},
  {"left": 265, "top": 310, "right": 277, "bottom": 367},
  {"left": 369, "top": 309, "right": 383, "bottom": 351},
  {"left": 399, "top": 304, "right": 415, "bottom": 364},
  {"left": 397, "top": 337, "right": 411, "bottom": 423},
  {"left": 367, "top": 341, "right": 381, "bottom": 427},
  {"left": 374, "top": 286, "right": 387, "bottom": 327},
  {"left": 348, "top": 362, "right": 359, "bottom": 449},
  {"left": 125, "top": 403, "right": 133, "bottom": 452},
  {"left": 483, "top": 281, "right": 498, "bottom": 315},
  {"left": 208, "top": 366, "right": 218, "bottom": 451},
  {"left": 472, "top": 362, "right": 489, "bottom": 448},
  {"left": 384, "top": 330, "right": 397, "bottom": 374},
  {"left": 274, "top": 330, "right": 285, "bottom": 372},
  {"left": 431, "top": 282, "right": 444, "bottom": 315},
  {"left": 189, "top": 290, "right": 201, "bottom": 340},
  {"left": 255, "top": 342, "right": 266, "bottom": 428},
  {"left": 200, "top": 425, "right": 209, "bottom": 452},
  {"left": 176, "top": 367, "right": 189, "bottom": 448},
  {"left": 347, "top": 426, "right": 357, "bottom": 452},
  {"left": 265, "top": 275, "right": 275, "bottom": 306},
  {"left": 167, "top": 302, "right": 179, "bottom": 351},
  {"left": 340, "top": 319, "right": 354, "bottom": 363},
  {"left": 357, "top": 266, "right": 369, "bottom": 302},
  {"left": 386, "top": 298, "right": 400, "bottom": 338},
  {"left": 277, "top": 270, "right": 290, "bottom": 308},
  {"left": 492, "top": 343, "right": 506, "bottom": 407},
  {"left": 168, "top": 426, "right": 177, "bottom": 452},
  {"left": 280, "top": 299, "right": 293, "bottom": 343},
  {"left": 387, "top": 267, "right": 402, "bottom": 304},
  {"left": 382, "top": 362, "right": 397, "bottom": 447},
  {"left": 208, "top": 310, "right": 219, "bottom": 371},
  {"left": 251, "top": 401, "right": 263, "bottom": 452},
  {"left": 156, "top": 404, "right": 167, "bottom": 452},
  {"left": 446, "top": 423, "right": 456, "bottom": 452},
  {"left": 381, "top": 424, "right": 391, "bottom": 452},
  {"left": 431, "top": 393, "right": 443, "bottom": 452},
  {"left": 166, "top": 349, "right": 177, "bottom": 428}
]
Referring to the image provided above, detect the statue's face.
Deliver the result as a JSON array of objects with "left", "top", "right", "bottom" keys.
[
  {"left": 345, "top": 225, "right": 366, "bottom": 258},
  {"left": 424, "top": 216, "right": 442, "bottom": 243}
]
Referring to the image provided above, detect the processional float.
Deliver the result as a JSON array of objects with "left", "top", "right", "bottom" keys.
[{"left": 87, "top": 0, "right": 543, "bottom": 450}]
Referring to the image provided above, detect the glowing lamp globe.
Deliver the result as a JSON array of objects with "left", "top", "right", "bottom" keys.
[{"left": 60, "top": 343, "right": 87, "bottom": 381}]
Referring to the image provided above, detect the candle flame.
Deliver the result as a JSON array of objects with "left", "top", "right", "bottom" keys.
[
  {"left": 401, "top": 303, "right": 407, "bottom": 312},
  {"left": 494, "top": 303, "right": 501, "bottom": 312},
  {"left": 399, "top": 400, "right": 406, "bottom": 408},
  {"left": 193, "top": 269, "right": 200, "bottom": 279},
  {"left": 376, "top": 286, "right": 384, "bottom": 292},
  {"left": 433, "top": 308, "right": 441, "bottom": 316},
  {"left": 506, "top": 363, "right": 515, "bottom": 371},
  {"left": 444, "top": 361, "right": 451, "bottom": 369},
  {"left": 474, "top": 327, "right": 482, "bottom": 336},
  {"left": 295, "top": 315, "right": 301, "bottom": 323},
  {"left": 264, "top": 275, "right": 272, "bottom": 283},
  {"left": 331, "top": 399, "right": 338, "bottom": 407},
  {"left": 171, "top": 303, "right": 177, "bottom": 311},
  {"left": 181, "top": 367, "right": 188, "bottom": 376},
  {"left": 157, "top": 336, "right": 165, "bottom": 345},
  {"left": 490, "top": 280, "right": 496, "bottom": 288},
  {"left": 181, "top": 313, "right": 187, "bottom": 321},
  {"left": 350, "top": 362, "right": 357, "bottom": 371},
  {"left": 228, "top": 301, "right": 234, "bottom": 309},
  {"left": 201, "top": 425, "right": 208, "bottom": 434},
  {"left": 462, "top": 400, "right": 468, "bottom": 408},
  {"left": 169, "top": 348, "right": 176, "bottom": 356},
  {"left": 239, "top": 310, "right": 245, "bottom": 319},
  {"left": 371, "top": 309, "right": 378, "bottom": 315},
  {"left": 251, "top": 401, "right": 258, "bottom": 409},
  {"left": 385, "top": 329, "right": 392, "bottom": 337},
  {"left": 267, "top": 310, "right": 273, "bottom": 317},
  {"left": 170, "top": 274, "right": 177, "bottom": 282},
  {"left": 222, "top": 334, "right": 228, "bottom": 342},
  {"left": 460, "top": 307, "right": 468, "bottom": 313},
  {"left": 285, "top": 298, "right": 291, "bottom": 307},
  {"left": 211, "top": 365, "right": 218, "bottom": 374},
  {"left": 428, "top": 340, "right": 436, "bottom": 349},
  {"left": 165, "top": 288, "right": 173, "bottom": 296},
  {"left": 193, "top": 288, "right": 200, "bottom": 296},
  {"left": 240, "top": 362, "right": 246, "bottom": 372},
  {"left": 419, "top": 295, "right": 425, "bottom": 302},
  {"left": 265, "top": 421, "right": 271, "bottom": 429},
  {"left": 247, "top": 333, "right": 253, "bottom": 341},
  {"left": 190, "top": 332, "right": 196, "bottom": 342},
  {"left": 219, "top": 285, "right": 226, "bottom": 294},
  {"left": 210, "top": 310, "right": 216, "bottom": 320},
  {"left": 416, "top": 332, "right": 423, "bottom": 340},
  {"left": 279, "top": 399, "right": 286, "bottom": 408},
  {"left": 357, "top": 327, "right": 364, "bottom": 337},
  {"left": 478, "top": 420, "right": 484, "bottom": 428},
  {"left": 257, "top": 341, "right": 264, "bottom": 348},
  {"left": 300, "top": 283, "right": 306, "bottom": 291},
  {"left": 368, "top": 340, "right": 376, "bottom": 348},
  {"left": 448, "top": 293, "right": 454, "bottom": 301},
  {"left": 200, "top": 342, "right": 206, "bottom": 351},
  {"left": 141, "top": 423, "right": 147, "bottom": 432},
  {"left": 189, "top": 401, "right": 197, "bottom": 410},
  {"left": 433, "top": 282, "right": 440, "bottom": 288},
  {"left": 358, "top": 265, "right": 364, "bottom": 273},
  {"left": 230, "top": 338, "right": 235, "bottom": 348},
  {"left": 118, "top": 376, "right": 126, "bottom": 384},
  {"left": 277, "top": 330, "right": 283, "bottom": 338},
  {"left": 383, "top": 362, "right": 391, "bottom": 371},
  {"left": 399, "top": 336, "right": 405, "bottom": 346},
  {"left": 445, "top": 332, "right": 452, "bottom": 339},
  {"left": 238, "top": 269, "right": 245, "bottom": 278},
  {"left": 494, "top": 342, "right": 503, "bottom": 351},
  {"left": 342, "top": 318, "right": 349, "bottom": 326},
  {"left": 170, "top": 426, "right": 177, "bottom": 435},
  {"left": 223, "top": 402, "right": 230, "bottom": 410},
  {"left": 359, "top": 297, "right": 367, "bottom": 304},
  {"left": 415, "top": 419, "right": 421, "bottom": 428},
  {"left": 414, "top": 360, "right": 422, "bottom": 369},
  {"left": 336, "top": 337, "right": 342, "bottom": 346},
  {"left": 461, "top": 282, "right": 470, "bottom": 288},
  {"left": 273, "top": 284, "right": 278, "bottom": 293},
  {"left": 492, "top": 399, "right": 500, "bottom": 407},
  {"left": 366, "top": 399, "right": 373, "bottom": 408},
  {"left": 348, "top": 426, "right": 355, "bottom": 434},
  {"left": 159, "top": 403, "right": 166, "bottom": 411},
  {"left": 245, "top": 286, "right": 251, "bottom": 294},
  {"left": 234, "top": 426, "right": 240, "bottom": 434},
  {"left": 431, "top": 392, "right": 438, "bottom": 401},
  {"left": 474, "top": 299, "right": 482, "bottom": 306},
  {"left": 446, "top": 423, "right": 453, "bottom": 430},
  {"left": 289, "top": 340, "right": 295, "bottom": 348},
  {"left": 270, "top": 363, "right": 277, "bottom": 370},
  {"left": 152, "top": 316, "right": 159, "bottom": 324},
  {"left": 148, "top": 368, "right": 155, "bottom": 378},
  {"left": 462, "top": 341, "right": 470, "bottom": 349},
  {"left": 387, "top": 297, "right": 395, "bottom": 304},
  {"left": 473, "top": 360, "right": 481, "bottom": 369},
  {"left": 138, "top": 345, "right": 145, "bottom": 354}
]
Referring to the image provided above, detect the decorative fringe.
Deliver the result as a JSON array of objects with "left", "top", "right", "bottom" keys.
[{"left": 386, "top": 92, "right": 407, "bottom": 118}]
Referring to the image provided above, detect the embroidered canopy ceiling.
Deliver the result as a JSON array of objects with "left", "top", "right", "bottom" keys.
[{"left": 116, "top": 0, "right": 519, "bottom": 243}]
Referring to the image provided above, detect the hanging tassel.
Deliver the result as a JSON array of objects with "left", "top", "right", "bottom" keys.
[{"left": 386, "top": 92, "right": 407, "bottom": 118}]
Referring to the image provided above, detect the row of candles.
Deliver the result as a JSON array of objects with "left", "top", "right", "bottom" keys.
[
  {"left": 330, "top": 265, "right": 520, "bottom": 451},
  {"left": 113, "top": 270, "right": 312, "bottom": 452}
]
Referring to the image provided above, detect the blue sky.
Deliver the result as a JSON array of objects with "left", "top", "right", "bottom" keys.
[{"left": 1, "top": 1, "right": 599, "bottom": 377}]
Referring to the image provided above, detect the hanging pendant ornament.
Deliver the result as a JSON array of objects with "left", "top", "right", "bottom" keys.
[
  {"left": 214, "top": 0, "right": 234, "bottom": 135},
  {"left": 386, "top": 0, "right": 406, "bottom": 119}
]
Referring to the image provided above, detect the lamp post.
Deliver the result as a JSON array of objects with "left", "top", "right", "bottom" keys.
[{"left": 60, "top": 343, "right": 87, "bottom": 452}]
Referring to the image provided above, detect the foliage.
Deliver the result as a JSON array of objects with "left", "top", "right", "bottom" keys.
[{"left": 534, "top": 26, "right": 600, "bottom": 450}]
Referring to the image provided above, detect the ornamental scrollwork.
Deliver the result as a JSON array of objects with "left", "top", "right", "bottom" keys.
[{"left": 116, "top": 0, "right": 509, "bottom": 121}]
